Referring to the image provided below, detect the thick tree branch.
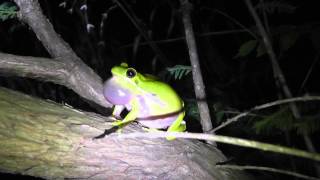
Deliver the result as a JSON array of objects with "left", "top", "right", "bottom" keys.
[
  {"left": 0, "top": 87, "right": 251, "bottom": 180},
  {"left": 14, "top": 0, "right": 79, "bottom": 60},
  {"left": 6, "top": 0, "right": 111, "bottom": 108},
  {"left": 0, "top": 52, "right": 111, "bottom": 108}
]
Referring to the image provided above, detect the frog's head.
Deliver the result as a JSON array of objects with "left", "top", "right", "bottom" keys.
[
  {"left": 103, "top": 63, "right": 141, "bottom": 104},
  {"left": 110, "top": 63, "right": 144, "bottom": 91}
]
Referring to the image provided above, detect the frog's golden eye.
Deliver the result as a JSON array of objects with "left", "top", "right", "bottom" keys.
[{"left": 126, "top": 68, "right": 136, "bottom": 78}]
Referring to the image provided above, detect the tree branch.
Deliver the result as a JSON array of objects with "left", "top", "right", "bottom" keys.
[
  {"left": 0, "top": 52, "right": 111, "bottom": 108},
  {"left": 7, "top": 0, "right": 111, "bottom": 108},
  {"left": 244, "top": 0, "right": 320, "bottom": 175},
  {"left": 119, "top": 132, "right": 320, "bottom": 162},
  {"left": 179, "top": 0, "right": 213, "bottom": 134},
  {"left": 212, "top": 96, "right": 320, "bottom": 132},
  {"left": 0, "top": 87, "right": 251, "bottom": 180}
]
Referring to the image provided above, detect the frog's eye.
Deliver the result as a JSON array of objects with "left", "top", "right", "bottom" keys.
[{"left": 126, "top": 68, "right": 136, "bottom": 78}]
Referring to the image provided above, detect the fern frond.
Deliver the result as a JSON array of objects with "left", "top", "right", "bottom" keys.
[
  {"left": 255, "top": 1, "right": 296, "bottom": 14},
  {"left": 0, "top": 2, "right": 17, "bottom": 21},
  {"left": 253, "top": 107, "right": 295, "bottom": 134},
  {"left": 166, "top": 65, "right": 191, "bottom": 80},
  {"left": 253, "top": 106, "right": 320, "bottom": 135}
]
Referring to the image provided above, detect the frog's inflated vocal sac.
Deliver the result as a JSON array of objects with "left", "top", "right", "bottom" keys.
[{"left": 103, "top": 63, "right": 186, "bottom": 139}]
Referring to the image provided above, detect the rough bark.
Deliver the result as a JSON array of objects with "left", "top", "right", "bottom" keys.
[
  {"left": 0, "top": 87, "right": 251, "bottom": 179},
  {"left": 0, "top": 52, "right": 111, "bottom": 109},
  {"left": 10, "top": 0, "right": 110, "bottom": 108}
]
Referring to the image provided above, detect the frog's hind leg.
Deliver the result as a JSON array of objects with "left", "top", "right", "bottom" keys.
[
  {"left": 167, "top": 112, "right": 186, "bottom": 132},
  {"left": 166, "top": 112, "right": 186, "bottom": 140}
]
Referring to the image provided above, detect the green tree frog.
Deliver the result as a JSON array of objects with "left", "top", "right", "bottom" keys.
[{"left": 103, "top": 63, "right": 186, "bottom": 140}]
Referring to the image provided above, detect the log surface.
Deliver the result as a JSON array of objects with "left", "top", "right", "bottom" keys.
[{"left": 0, "top": 87, "right": 250, "bottom": 180}]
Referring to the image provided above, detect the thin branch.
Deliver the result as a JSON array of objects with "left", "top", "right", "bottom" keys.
[
  {"left": 299, "top": 54, "right": 320, "bottom": 93},
  {"left": 212, "top": 96, "right": 320, "bottom": 132},
  {"left": 121, "top": 29, "right": 247, "bottom": 48},
  {"left": 113, "top": 0, "right": 169, "bottom": 66},
  {"left": 179, "top": 0, "right": 213, "bottom": 136},
  {"left": 118, "top": 132, "right": 320, "bottom": 162},
  {"left": 244, "top": 0, "right": 320, "bottom": 175},
  {"left": 210, "top": 8, "right": 258, "bottom": 39},
  {"left": 217, "top": 165, "right": 320, "bottom": 180}
]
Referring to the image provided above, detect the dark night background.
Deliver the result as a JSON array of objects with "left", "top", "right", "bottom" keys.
[{"left": 1, "top": 0, "right": 320, "bottom": 179}]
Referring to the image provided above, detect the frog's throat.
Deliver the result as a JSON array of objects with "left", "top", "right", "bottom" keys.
[{"left": 136, "top": 108, "right": 184, "bottom": 121}]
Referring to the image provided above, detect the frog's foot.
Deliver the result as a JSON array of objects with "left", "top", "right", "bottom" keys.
[
  {"left": 142, "top": 127, "right": 177, "bottom": 141},
  {"left": 166, "top": 121, "right": 186, "bottom": 140},
  {"left": 110, "top": 120, "right": 125, "bottom": 134},
  {"left": 92, "top": 126, "right": 119, "bottom": 140},
  {"left": 142, "top": 127, "right": 162, "bottom": 132},
  {"left": 111, "top": 120, "right": 123, "bottom": 126}
]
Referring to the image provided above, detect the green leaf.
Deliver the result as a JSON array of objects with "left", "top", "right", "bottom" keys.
[
  {"left": 279, "top": 32, "right": 299, "bottom": 52},
  {"left": 235, "top": 40, "right": 258, "bottom": 58}
]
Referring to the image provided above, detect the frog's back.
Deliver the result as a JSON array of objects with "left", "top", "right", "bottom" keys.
[{"left": 140, "top": 79, "right": 183, "bottom": 111}]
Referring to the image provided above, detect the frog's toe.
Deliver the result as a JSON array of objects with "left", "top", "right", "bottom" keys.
[
  {"left": 143, "top": 127, "right": 162, "bottom": 132},
  {"left": 166, "top": 135, "right": 176, "bottom": 141},
  {"left": 111, "top": 120, "right": 123, "bottom": 126}
]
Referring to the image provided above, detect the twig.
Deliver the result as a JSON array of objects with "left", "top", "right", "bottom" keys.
[
  {"left": 244, "top": 0, "right": 320, "bottom": 175},
  {"left": 120, "top": 29, "right": 247, "bottom": 48},
  {"left": 212, "top": 96, "right": 320, "bottom": 132},
  {"left": 117, "top": 132, "right": 320, "bottom": 162},
  {"left": 299, "top": 54, "right": 320, "bottom": 93},
  {"left": 113, "top": 0, "right": 169, "bottom": 66},
  {"left": 209, "top": 8, "right": 257, "bottom": 39}
]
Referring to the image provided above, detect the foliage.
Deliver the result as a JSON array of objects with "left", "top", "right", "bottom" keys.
[
  {"left": 295, "top": 116, "right": 320, "bottom": 135},
  {"left": 184, "top": 100, "right": 200, "bottom": 121},
  {"left": 234, "top": 0, "right": 299, "bottom": 59},
  {"left": 279, "top": 31, "right": 299, "bottom": 52},
  {"left": 234, "top": 39, "right": 258, "bottom": 58},
  {"left": 253, "top": 106, "right": 320, "bottom": 135},
  {"left": 235, "top": 28, "right": 300, "bottom": 58},
  {"left": 255, "top": 0, "right": 296, "bottom": 14},
  {"left": 0, "top": 2, "right": 17, "bottom": 21},
  {"left": 253, "top": 107, "right": 294, "bottom": 134},
  {"left": 166, "top": 65, "right": 191, "bottom": 80}
]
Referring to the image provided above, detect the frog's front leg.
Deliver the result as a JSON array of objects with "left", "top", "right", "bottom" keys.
[
  {"left": 112, "top": 105, "right": 125, "bottom": 119},
  {"left": 166, "top": 112, "right": 186, "bottom": 140},
  {"left": 93, "top": 104, "right": 138, "bottom": 140},
  {"left": 112, "top": 101, "right": 139, "bottom": 127}
]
